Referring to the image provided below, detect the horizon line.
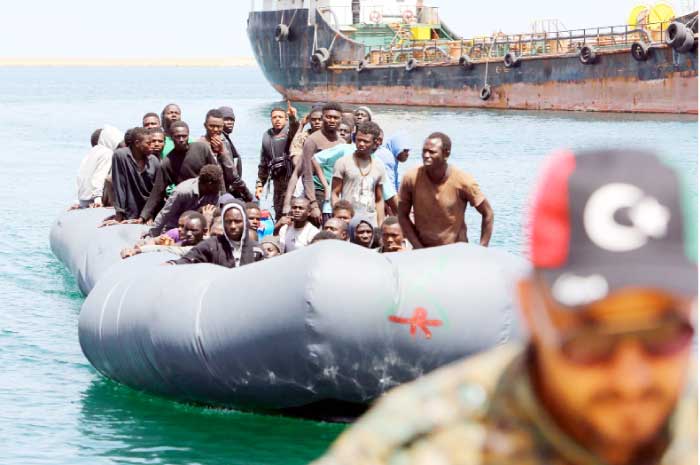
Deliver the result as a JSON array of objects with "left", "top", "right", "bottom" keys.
[{"left": 0, "top": 57, "right": 258, "bottom": 67}]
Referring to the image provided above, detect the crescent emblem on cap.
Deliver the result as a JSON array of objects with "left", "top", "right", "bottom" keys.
[{"left": 583, "top": 183, "right": 670, "bottom": 252}]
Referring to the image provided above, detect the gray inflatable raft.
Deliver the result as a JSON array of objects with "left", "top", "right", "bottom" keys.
[{"left": 51, "top": 208, "right": 528, "bottom": 414}]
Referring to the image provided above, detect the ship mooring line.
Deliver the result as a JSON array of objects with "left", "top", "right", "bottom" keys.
[{"left": 483, "top": 35, "right": 497, "bottom": 87}]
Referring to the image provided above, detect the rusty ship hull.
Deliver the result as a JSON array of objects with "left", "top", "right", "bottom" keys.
[{"left": 247, "top": 8, "right": 698, "bottom": 114}]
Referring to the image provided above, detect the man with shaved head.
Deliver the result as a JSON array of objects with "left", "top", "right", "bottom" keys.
[
  {"left": 322, "top": 217, "right": 349, "bottom": 241},
  {"left": 277, "top": 197, "right": 319, "bottom": 253},
  {"left": 161, "top": 103, "right": 190, "bottom": 157},
  {"left": 142, "top": 112, "right": 161, "bottom": 129}
]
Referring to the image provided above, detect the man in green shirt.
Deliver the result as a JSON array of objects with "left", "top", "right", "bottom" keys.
[{"left": 160, "top": 103, "right": 195, "bottom": 158}]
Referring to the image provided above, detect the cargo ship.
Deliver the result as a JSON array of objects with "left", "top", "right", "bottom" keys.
[{"left": 247, "top": 1, "right": 698, "bottom": 113}]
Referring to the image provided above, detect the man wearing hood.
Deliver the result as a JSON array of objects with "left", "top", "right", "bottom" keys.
[
  {"left": 349, "top": 215, "right": 377, "bottom": 248},
  {"left": 76, "top": 125, "right": 124, "bottom": 208},
  {"left": 376, "top": 133, "right": 410, "bottom": 193},
  {"left": 169, "top": 200, "right": 264, "bottom": 267}
]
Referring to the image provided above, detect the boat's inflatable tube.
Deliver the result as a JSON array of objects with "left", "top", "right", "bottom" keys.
[
  {"left": 50, "top": 208, "right": 158, "bottom": 295},
  {"left": 51, "top": 209, "right": 529, "bottom": 411}
]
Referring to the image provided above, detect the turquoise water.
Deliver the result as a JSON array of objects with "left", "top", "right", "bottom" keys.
[{"left": 0, "top": 66, "right": 696, "bottom": 464}]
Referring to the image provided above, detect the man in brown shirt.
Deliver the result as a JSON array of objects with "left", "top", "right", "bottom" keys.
[
  {"left": 398, "top": 132, "right": 494, "bottom": 248},
  {"left": 284, "top": 102, "right": 344, "bottom": 221}
]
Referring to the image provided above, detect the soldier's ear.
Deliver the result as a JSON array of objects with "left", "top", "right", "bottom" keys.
[{"left": 517, "top": 276, "right": 539, "bottom": 337}]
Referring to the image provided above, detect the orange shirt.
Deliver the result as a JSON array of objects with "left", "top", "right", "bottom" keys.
[{"left": 399, "top": 165, "right": 485, "bottom": 247}]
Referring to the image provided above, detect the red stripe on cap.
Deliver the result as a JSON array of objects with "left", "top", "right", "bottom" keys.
[{"left": 529, "top": 150, "right": 576, "bottom": 268}]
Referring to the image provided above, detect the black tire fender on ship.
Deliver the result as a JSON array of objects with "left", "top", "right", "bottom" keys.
[
  {"left": 405, "top": 58, "right": 418, "bottom": 71},
  {"left": 665, "top": 22, "right": 695, "bottom": 53},
  {"left": 275, "top": 24, "right": 290, "bottom": 42},
  {"left": 356, "top": 59, "right": 368, "bottom": 72},
  {"left": 480, "top": 85, "right": 491, "bottom": 101},
  {"left": 311, "top": 48, "right": 330, "bottom": 72},
  {"left": 459, "top": 55, "right": 473, "bottom": 70},
  {"left": 579, "top": 45, "right": 597, "bottom": 64},
  {"left": 631, "top": 41, "right": 650, "bottom": 61},
  {"left": 503, "top": 52, "right": 521, "bottom": 68}
]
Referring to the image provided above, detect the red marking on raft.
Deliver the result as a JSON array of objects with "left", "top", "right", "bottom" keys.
[{"left": 389, "top": 307, "right": 443, "bottom": 339}]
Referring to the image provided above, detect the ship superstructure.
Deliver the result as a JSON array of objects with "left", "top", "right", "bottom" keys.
[{"left": 247, "top": 0, "right": 698, "bottom": 113}]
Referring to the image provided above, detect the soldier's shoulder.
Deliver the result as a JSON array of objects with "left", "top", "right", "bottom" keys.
[
  {"left": 312, "top": 344, "right": 523, "bottom": 465},
  {"left": 376, "top": 343, "right": 522, "bottom": 412}
]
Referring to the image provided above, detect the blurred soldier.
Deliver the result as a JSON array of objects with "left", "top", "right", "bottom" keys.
[{"left": 312, "top": 149, "right": 698, "bottom": 465}]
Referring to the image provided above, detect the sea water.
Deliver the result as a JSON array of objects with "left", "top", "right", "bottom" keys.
[{"left": 0, "top": 66, "right": 696, "bottom": 464}]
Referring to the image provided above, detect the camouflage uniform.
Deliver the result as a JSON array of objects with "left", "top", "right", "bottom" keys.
[{"left": 312, "top": 344, "right": 697, "bottom": 465}]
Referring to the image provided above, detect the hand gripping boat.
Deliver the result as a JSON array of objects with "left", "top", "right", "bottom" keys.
[{"left": 51, "top": 208, "right": 527, "bottom": 416}]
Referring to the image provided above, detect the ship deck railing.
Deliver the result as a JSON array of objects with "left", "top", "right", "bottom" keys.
[
  {"left": 337, "top": 20, "right": 679, "bottom": 68},
  {"left": 317, "top": 2, "right": 441, "bottom": 29}
]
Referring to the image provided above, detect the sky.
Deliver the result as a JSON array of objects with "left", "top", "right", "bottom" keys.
[{"left": 0, "top": 0, "right": 694, "bottom": 59}]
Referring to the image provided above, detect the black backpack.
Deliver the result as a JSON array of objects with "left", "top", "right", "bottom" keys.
[{"left": 268, "top": 131, "right": 292, "bottom": 179}]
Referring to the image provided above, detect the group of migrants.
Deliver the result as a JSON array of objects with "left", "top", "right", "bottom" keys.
[
  {"left": 74, "top": 102, "right": 697, "bottom": 465},
  {"left": 75, "top": 102, "right": 494, "bottom": 266}
]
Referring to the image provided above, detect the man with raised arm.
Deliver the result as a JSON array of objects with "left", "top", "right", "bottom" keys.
[{"left": 255, "top": 102, "right": 300, "bottom": 220}]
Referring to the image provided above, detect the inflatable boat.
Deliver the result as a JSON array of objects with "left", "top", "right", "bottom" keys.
[{"left": 51, "top": 208, "right": 528, "bottom": 417}]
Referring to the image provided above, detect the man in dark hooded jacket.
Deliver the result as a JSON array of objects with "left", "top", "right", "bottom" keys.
[{"left": 168, "top": 200, "right": 264, "bottom": 267}]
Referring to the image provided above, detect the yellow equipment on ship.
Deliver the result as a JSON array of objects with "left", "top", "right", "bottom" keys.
[
  {"left": 628, "top": 2, "right": 675, "bottom": 41},
  {"left": 411, "top": 25, "right": 432, "bottom": 40},
  {"left": 628, "top": 2, "right": 675, "bottom": 29}
]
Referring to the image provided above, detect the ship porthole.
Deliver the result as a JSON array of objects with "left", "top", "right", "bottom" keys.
[{"left": 480, "top": 85, "right": 491, "bottom": 100}]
